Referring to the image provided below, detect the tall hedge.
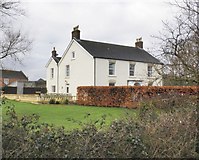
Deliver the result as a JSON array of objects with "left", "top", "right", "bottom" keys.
[{"left": 77, "top": 86, "right": 199, "bottom": 108}]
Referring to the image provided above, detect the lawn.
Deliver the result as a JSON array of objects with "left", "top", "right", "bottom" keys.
[{"left": 2, "top": 100, "right": 138, "bottom": 130}]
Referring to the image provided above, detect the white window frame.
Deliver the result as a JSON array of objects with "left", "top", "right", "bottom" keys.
[
  {"left": 129, "top": 63, "right": 135, "bottom": 76},
  {"left": 72, "top": 51, "right": 76, "bottom": 59},
  {"left": 66, "top": 65, "right": 70, "bottom": 77},
  {"left": 109, "top": 61, "right": 116, "bottom": 76},
  {"left": 148, "top": 65, "right": 153, "bottom": 77},
  {"left": 51, "top": 68, "right": 54, "bottom": 79}
]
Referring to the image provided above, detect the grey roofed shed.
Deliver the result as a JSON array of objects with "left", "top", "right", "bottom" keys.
[{"left": 1, "top": 70, "right": 28, "bottom": 80}]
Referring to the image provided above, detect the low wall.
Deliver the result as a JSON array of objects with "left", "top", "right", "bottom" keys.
[
  {"left": 2, "top": 94, "right": 40, "bottom": 103},
  {"left": 77, "top": 86, "right": 199, "bottom": 108},
  {"left": 2, "top": 94, "right": 76, "bottom": 103}
]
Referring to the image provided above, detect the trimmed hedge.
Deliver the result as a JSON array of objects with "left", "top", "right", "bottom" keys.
[{"left": 77, "top": 86, "right": 199, "bottom": 108}]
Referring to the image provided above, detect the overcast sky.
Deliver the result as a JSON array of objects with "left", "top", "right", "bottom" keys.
[{"left": 4, "top": 0, "right": 178, "bottom": 80}]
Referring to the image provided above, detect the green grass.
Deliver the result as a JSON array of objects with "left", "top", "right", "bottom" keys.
[{"left": 2, "top": 100, "right": 138, "bottom": 131}]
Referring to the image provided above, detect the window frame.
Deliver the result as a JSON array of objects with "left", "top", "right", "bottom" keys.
[
  {"left": 109, "top": 61, "right": 116, "bottom": 76},
  {"left": 50, "top": 68, "right": 54, "bottom": 79},
  {"left": 129, "top": 63, "right": 135, "bottom": 76},
  {"left": 52, "top": 85, "right": 56, "bottom": 92},
  {"left": 66, "top": 65, "right": 70, "bottom": 77},
  {"left": 109, "top": 82, "right": 115, "bottom": 86},
  {"left": 72, "top": 51, "right": 76, "bottom": 59},
  {"left": 66, "top": 86, "right": 69, "bottom": 93},
  {"left": 148, "top": 65, "right": 153, "bottom": 77}
]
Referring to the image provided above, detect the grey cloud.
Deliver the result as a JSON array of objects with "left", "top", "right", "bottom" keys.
[{"left": 6, "top": 0, "right": 174, "bottom": 80}]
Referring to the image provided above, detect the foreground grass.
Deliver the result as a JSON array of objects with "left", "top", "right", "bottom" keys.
[{"left": 2, "top": 100, "right": 138, "bottom": 130}]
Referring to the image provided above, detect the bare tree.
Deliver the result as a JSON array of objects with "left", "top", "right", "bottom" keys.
[
  {"left": 0, "top": 0, "right": 32, "bottom": 63},
  {"left": 155, "top": 0, "right": 199, "bottom": 85}
]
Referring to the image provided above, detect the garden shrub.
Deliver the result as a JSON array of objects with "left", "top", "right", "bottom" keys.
[
  {"left": 49, "top": 99, "right": 55, "bottom": 104},
  {"left": 55, "top": 100, "right": 60, "bottom": 104},
  {"left": 40, "top": 93, "right": 74, "bottom": 104},
  {"left": 61, "top": 98, "right": 69, "bottom": 105}
]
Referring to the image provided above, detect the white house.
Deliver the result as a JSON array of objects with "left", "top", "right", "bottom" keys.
[{"left": 46, "top": 26, "right": 163, "bottom": 96}]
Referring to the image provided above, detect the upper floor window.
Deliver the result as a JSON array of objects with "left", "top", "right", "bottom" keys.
[
  {"left": 109, "top": 61, "right": 115, "bottom": 76},
  {"left": 148, "top": 65, "right": 152, "bottom": 77},
  {"left": 129, "top": 63, "right": 135, "bottom": 76},
  {"left": 66, "top": 65, "right": 70, "bottom": 77},
  {"left": 72, "top": 51, "right": 75, "bottom": 59},
  {"left": 51, "top": 68, "right": 54, "bottom": 79}
]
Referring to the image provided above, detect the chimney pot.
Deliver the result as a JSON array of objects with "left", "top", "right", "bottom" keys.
[
  {"left": 72, "top": 25, "right": 80, "bottom": 39},
  {"left": 52, "top": 47, "right": 58, "bottom": 57},
  {"left": 135, "top": 37, "right": 143, "bottom": 48}
]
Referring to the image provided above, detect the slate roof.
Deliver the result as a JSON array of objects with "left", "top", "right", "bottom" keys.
[
  {"left": 52, "top": 56, "right": 61, "bottom": 63},
  {"left": 1, "top": 70, "right": 28, "bottom": 80},
  {"left": 76, "top": 39, "right": 162, "bottom": 64}
]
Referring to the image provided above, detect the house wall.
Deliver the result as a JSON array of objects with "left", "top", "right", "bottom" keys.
[
  {"left": 95, "top": 58, "right": 162, "bottom": 86},
  {"left": 58, "top": 40, "right": 94, "bottom": 96},
  {"left": 46, "top": 40, "right": 162, "bottom": 96},
  {"left": 46, "top": 58, "right": 58, "bottom": 93}
]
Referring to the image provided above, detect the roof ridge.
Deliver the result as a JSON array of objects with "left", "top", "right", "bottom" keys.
[{"left": 78, "top": 39, "right": 140, "bottom": 49}]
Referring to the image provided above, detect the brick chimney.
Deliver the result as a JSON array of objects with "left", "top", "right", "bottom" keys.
[
  {"left": 52, "top": 47, "right": 58, "bottom": 57},
  {"left": 135, "top": 37, "right": 143, "bottom": 48},
  {"left": 72, "top": 25, "right": 80, "bottom": 39}
]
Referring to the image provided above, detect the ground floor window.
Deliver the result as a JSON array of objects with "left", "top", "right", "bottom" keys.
[
  {"left": 127, "top": 80, "right": 142, "bottom": 86},
  {"left": 109, "top": 82, "right": 115, "bottom": 86},
  {"left": 66, "top": 86, "right": 69, "bottom": 93},
  {"left": 52, "top": 85, "right": 56, "bottom": 92}
]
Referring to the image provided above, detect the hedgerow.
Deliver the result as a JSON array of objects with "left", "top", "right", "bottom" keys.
[{"left": 77, "top": 86, "right": 199, "bottom": 108}]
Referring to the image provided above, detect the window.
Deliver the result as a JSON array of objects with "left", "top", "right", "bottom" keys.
[
  {"left": 72, "top": 51, "right": 75, "bottom": 59},
  {"left": 51, "top": 68, "right": 54, "bottom": 79},
  {"left": 52, "top": 85, "right": 56, "bottom": 92},
  {"left": 148, "top": 66, "right": 152, "bottom": 77},
  {"left": 4, "top": 78, "right": 9, "bottom": 85},
  {"left": 66, "top": 65, "right": 70, "bottom": 77},
  {"left": 109, "top": 82, "right": 115, "bottom": 86},
  {"left": 127, "top": 80, "right": 142, "bottom": 86},
  {"left": 129, "top": 63, "right": 135, "bottom": 76},
  {"left": 109, "top": 61, "right": 115, "bottom": 75},
  {"left": 66, "top": 87, "right": 69, "bottom": 93}
]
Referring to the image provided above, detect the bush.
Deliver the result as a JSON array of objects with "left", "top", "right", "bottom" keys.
[
  {"left": 138, "top": 95, "right": 198, "bottom": 158},
  {"left": 49, "top": 99, "right": 55, "bottom": 104},
  {"left": 2, "top": 95, "right": 199, "bottom": 158},
  {"left": 64, "top": 99, "right": 69, "bottom": 104},
  {"left": 55, "top": 101, "right": 60, "bottom": 104},
  {"left": 2, "top": 105, "right": 147, "bottom": 158}
]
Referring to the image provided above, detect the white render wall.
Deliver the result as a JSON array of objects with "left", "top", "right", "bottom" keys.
[
  {"left": 46, "top": 40, "right": 163, "bottom": 96},
  {"left": 95, "top": 58, "right": 162, "bottom": 86},
  {"left": 46, "top": 58, "right": 58, "bottom": 93},
  {"left": 58, "top": 40, "right": 94, "bottom": 96}
]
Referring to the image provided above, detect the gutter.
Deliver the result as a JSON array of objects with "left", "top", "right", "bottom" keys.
[
  {"left": 94, "top": 58, "right": 96, "bottom": 86},
  {"left": 57, "top": 63, "right": 59, "bottom": 93}
]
